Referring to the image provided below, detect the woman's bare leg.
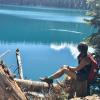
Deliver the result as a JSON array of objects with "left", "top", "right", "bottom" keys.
[{"left": 49, "top": 66, "right": 76, "bottom": 80}]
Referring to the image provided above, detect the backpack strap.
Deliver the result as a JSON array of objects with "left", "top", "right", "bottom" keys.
[{"left": 88, "top": 53, "right": 98, "bottom": 81}]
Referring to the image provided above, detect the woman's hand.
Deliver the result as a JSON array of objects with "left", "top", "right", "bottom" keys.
[{"left": 67, "top": 66, "right": 76, "bottom": 72}]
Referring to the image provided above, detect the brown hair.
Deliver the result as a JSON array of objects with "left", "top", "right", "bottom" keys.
[{"left": 77, "top": 43, "right": 88, "bottom": 55}]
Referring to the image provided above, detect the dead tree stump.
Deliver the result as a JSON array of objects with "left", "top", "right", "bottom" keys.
[
  {"left": 75, "top": 80, "right": 87, "bottom": 97},
  {"left": 0, "top": 66, "right": 27, "bottom": 100}
]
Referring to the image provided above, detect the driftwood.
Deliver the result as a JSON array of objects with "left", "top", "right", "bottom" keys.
[
  {"left": 0, "top": 66, "right": 27, "bottom": 100},
  {"left": 25, "top": 91, "right": 45, "bottom": 98},
  {"left": 15, "top": 78, "right": 88, "bottom": 99},
  {"left": 15, "top": 79, "right": 62, "bottom": 99},
  {"left": 25, "top": 91, "right": 60, "bottom": 100},
  {"left": 15, "top": 78, "right": 54, "bottom": 91}
]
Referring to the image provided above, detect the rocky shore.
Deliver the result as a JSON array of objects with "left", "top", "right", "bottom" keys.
[{"left": 71, "top": 94, "right": 100, "bottom": 100}]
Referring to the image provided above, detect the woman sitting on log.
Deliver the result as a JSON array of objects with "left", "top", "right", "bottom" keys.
[{"left": 40, "top": 43, "right": 92, "bottom": 83}]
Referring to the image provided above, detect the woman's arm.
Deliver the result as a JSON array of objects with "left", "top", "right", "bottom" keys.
[{"left": 69, "top": 57, "right": 91, "bottom": 72}]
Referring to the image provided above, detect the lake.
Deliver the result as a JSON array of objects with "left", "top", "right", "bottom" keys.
[{"left": 0, "top": 5, "right": 96, "bottom": 80}]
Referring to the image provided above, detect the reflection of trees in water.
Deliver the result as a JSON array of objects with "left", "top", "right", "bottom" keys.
[
  {"left": 0, "top": 11, "right": 93, "bottom": 43},
  {"left": 0, "top": 0, "right": 90, "bottom": 9}
]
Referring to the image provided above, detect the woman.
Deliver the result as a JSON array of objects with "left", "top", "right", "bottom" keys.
[{"left": 40, "top": 43, "right": 92, "bottom": 84}]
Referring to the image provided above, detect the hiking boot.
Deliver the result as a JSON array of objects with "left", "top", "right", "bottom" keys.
[{"left": 40, "top": 77, "right": 53, "bottom": 84}]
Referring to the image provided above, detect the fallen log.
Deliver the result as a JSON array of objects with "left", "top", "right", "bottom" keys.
[
  {"left": 15, "top": 79, "right": 62, "bottom": 93},
  {"left": 15, "top": 78, "right": 51, "bottom": 91},
  {"left": 15, "top": 79, "right": 88, "bottom": 98},
  {"left": 25, "top": 91, "right": 59, "bottom": 99},
  {"left": 25, "top": 91, "right": 45, "bottom": 98}
]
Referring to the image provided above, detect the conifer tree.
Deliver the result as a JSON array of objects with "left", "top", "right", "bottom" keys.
[{"left": 86, "top": 0, "right": 100, "bottom": 32}]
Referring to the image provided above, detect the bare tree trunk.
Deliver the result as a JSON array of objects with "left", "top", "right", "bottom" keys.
[{"left": 16, "top": 49, "right": 24, "bottom": 79}]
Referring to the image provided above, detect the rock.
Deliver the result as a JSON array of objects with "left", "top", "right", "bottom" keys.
[{"left": 71, "top": 94, "right": 100, "bottom": 100}]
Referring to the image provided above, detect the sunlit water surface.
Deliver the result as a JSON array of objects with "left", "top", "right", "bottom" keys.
[{"left": 0, "top": 5, "right": 96, "bottom": 80}]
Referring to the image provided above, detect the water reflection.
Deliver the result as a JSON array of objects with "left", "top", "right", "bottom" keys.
[
  {"left": 0, "top": 9, "right": 91, "bottom": 23},
  {"left": 0, "top": 6, "right": 96, "bottom": 80},
  {"left": 0, "top": 6, "right": 96, "bottom": 43},
  {"left": 0, "top": 42, "right": 94, "bottom": 80},
  {"left": 0, "top": 43, "right": 78, "bottom": 80}
]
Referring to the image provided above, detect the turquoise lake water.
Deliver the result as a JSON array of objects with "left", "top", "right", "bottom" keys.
[{"left": 0, "top": 5, "right": 96, "bottom": 80}]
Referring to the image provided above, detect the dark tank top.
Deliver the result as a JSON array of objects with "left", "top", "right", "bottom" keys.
[{"left": 76, "top": 53, "right": 92, "bottom": 80}]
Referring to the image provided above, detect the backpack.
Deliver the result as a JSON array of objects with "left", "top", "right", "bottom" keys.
[{"left": 88, "top": 53, "right": 98, "bottom": 81}]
